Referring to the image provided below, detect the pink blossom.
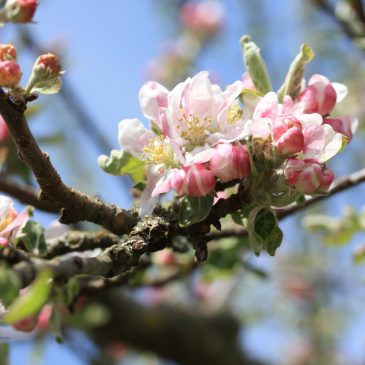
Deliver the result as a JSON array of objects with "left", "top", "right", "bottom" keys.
[
  {"left": 180, "top": 0, "right": 224, "bottom": 36},
  {"left": 284, "top": 158, "right": 334, "bottom": 194},
  {"left": 273, "top": 117, "right": 304, "bottom": 155},
  {"left": 12, "top": 316, "right": 38, "bottom": 332},
  {"left": 242, "top": 72, "right": 256, "bottom": 90},
  {"left": 210, "top": 143, "right": 251, "bottom": 181},
  {"left": 0, "top": 60, "right": 21, "bottom": 87},
  {"left": 323, "top": 116, "right": 357, "bottom": 141},
  {"left": 298, "top": 74, "right": 346, "bottom": 116},
  {"left": 154, "top": 163, "right": 215, "bottom": 197},
  {"left": 0, "top": 196, "right": 28, "bottom": 246},
  {"left": 5, "top": 0, "right": 38, "bottom": 23},
  {"left": 0, "top": 44, "right": 17, "bottom": 61}
]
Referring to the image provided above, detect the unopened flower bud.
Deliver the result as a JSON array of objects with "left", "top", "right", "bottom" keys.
[
  {"left": 210, "top": 143, "right": 251, "bottom": 182},
  {"left": 25, "top": 53, "right": 62, "bottom": 96},
  {"left": 0, "top": 44, "right": 17, "bottom": 61},
  {"left": 284, "top": 158, "right": 333, "bottom": 194},
  {"left": 33, "top": 53, "right": 62, "bottom": 79},
  {"left": 172, "top": 163, "right": 215, "bottom": 197},
  {"left": 298, "top": 74, "right": 337, "bottom": 116},
  {"left": 0, "top": 60, "right": 21, "bottom": 87},
  {"left": 12, "top": 316, "right": 38, "bottom": 332},
  {"left": 273, "top": 117, "right": 304, "bottom": 155},
  {"left": 324, "top": 116, "right": 356, "bottom": 141},
  {"left": 4, "top": 0, "right": 38, "bottom": 23}
]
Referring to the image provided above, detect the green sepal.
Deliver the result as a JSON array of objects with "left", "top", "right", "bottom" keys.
[
  {"left": 4, "top": 270, "right": 53, "bottom": 324},
  {"left": 31, "top": 77, "right": 62, "bottom": 95},
  {"left": 240, "top": 35, "right": 272, "bottom": 94},
  {"left": 178, "top": 194, "right": 214, "bottom": 227},
  {"left": 277, "top": 44, "right": 314, "bottom": 102},
  {"left": 98, "top": 150, "right": 145, "bottom": 183}
]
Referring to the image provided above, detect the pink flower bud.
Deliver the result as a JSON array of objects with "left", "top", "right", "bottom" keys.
[
  {"left": 298, "top": 74, "right": 337, "bottom": 116},
  {"left": 171, "top": 163, "right": 215, "bottom": 197},
  {"left": 0, "top": 44, "right": 17, "bottom": 61},
  {"left": 34, "top": 53, "right": 62, "bottom": 79},
  {"left": 284, "top": 158, "right": 333, "bottom": 194},
  {"left": 5, "top": 0, "right": 38, "bottom": 23},
  {"left": 210, "top": 143, "right": 251, "bottom": 182},
  {"left": 273, "top": 117, "right": 304, "bottom": 155},
  {"left": 319, "top": 168, "right": 334, "bottom": 192},
  {"left": 37, "top": 304, "right": 52, "bottom": 331},
  {"left": 12, "top": 316, "right": 38, "bottom": 332},
  {"left": 0, "top": 60, "right": 21, "bottom": 87},
  {"left": 0, "top": 237, "right": 8, "bottom": 247}
]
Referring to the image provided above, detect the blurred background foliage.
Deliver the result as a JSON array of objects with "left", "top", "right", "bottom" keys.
[{"left": 2, "top": 0, "right": 365, "bottom": 364}]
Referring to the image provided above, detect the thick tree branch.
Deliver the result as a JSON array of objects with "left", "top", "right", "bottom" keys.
[
  {"left": 0, "top": 175, "right": 59, "bottom": 213},
  {"left": 43, "top": 231, "right": 123, "bottom": 259},
  {"left": 90, "top": 290, "right": 266, "bottom": 365},
  {"left": 0, "top": 89, "right": 136, "bottom": 235}
]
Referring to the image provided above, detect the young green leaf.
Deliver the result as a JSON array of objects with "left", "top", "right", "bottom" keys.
[
  {"left": 16, "top": 220, "right": 47, "bottom": 256},
  {"left": 4, "top": 270, "right": 53, "bottom": 324},
  {"left": 240, "top": 35, "right": 272, "bottom": 94},
  {"left": 178, "top": 195, "right": 214, "bottom": 227},
  {"left": 98, "top": 150, "right": 145, "bottom": 183},
  {"left": 247, "top": 206, "right": 283, "bottom": 256},
  {"left": 277, "top": 44, "right": 314, "bottom": 101}
]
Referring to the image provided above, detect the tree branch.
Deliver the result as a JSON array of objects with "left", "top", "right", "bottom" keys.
[
  {"left": 89, "top": 289, "right": 266, "bottom": 365},
  {"left": 0, "top": 175, "right": 59, "bottom": 213},
  {"left": 0, "top": 89, "right": 136, "bottom": 235}
]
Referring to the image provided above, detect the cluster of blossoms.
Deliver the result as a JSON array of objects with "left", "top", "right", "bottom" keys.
[
  {"left": 115, "top": 70, "right": 355, "bottom": 216},
  {"left": 0, "top": 195, "right": 28, "bottom": 247},
  {"left": 0, "top": 43, "right": 62, "bottom": 99}
]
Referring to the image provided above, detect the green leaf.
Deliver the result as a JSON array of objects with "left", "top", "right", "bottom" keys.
[
  {"left": 4, "top": 270, "right": 53, "bottom": 324},
  {"left": 32, "top": 77, "right": 62, "bottom": 95},
  {"left": 277, "top": 44, "right": 314, "bottom": 101},
  {"left": 247, "top": 206, "right": 283, "bottom": 256},
  {"left": 98, "top": 150, "right": 145, "bottom": 183},
  {"left": 178, "top": 195, "right": 214, "bottom": 227},
  {"left": 16, "top": 220, "right": 47, "bottom": 256},
  {"left": 0, "top": 267, "right": 20, "bottom": 306},
  {"left": 240, "top": 35, "right": 272, "bottom": 94}
]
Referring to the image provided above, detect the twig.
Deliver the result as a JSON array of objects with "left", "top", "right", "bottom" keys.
[
  {"left": 209, "top": 168, "right": 365, "bottom": 240},
  {"left": 0, "top": 88, "right": 136, "bottom": 235}
]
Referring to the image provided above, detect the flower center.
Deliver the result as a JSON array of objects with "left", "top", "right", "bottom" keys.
[
  {"left": 143, "top": 136, "right": 177, "bottom": 168},
  {"left": 227, "top": 102, "right": 243, "bottom": 125}
]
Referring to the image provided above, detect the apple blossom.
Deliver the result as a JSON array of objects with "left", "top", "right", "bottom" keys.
[
  {"left": 283, "top": 158, "right": 334, "bottom": 194},
  {"left": 4, "top": 0, "right": 38, "bottom": 23},
  {"left": 298, "top": 74, "right": 347, "bottom": 116},
  {"left": 180, "top": 0, "right": 224, "bottom": 36},
  {"left": 0, "top": 60, "right": 21, "bottom": 87},
  {"left": 0, "top": 44, "right": 17, "bottom": 61},
  {"left": 0, "top": 195, "right": 28, "bottom": 247},
  {"left": 210, "top": 143, "right": 251, "bottom": 182}
]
